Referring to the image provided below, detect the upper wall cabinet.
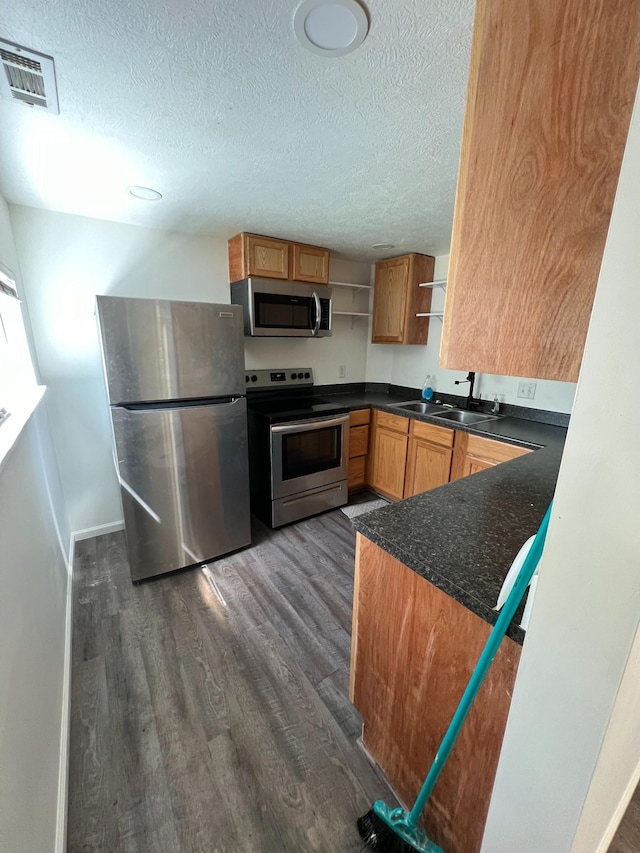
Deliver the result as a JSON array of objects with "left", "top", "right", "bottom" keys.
[
  {"left": 371, "top": 253, "right": 435, "bottom": 345},
  {"left": 292, "top": 243, "right": 329, "bottom": 285},
  {"left": 228, "top": 233, "right": 329, "bottom": 285},
  {"left": 440, "top": 0, "right": 639, "bottom": 382},
  {"left": 228, "top": 233, "right": 289, "bottom": 281}
]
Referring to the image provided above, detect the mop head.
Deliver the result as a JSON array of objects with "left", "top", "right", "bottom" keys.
[{"left": 357, "top": 801, "right": 444, "bottom": 853}]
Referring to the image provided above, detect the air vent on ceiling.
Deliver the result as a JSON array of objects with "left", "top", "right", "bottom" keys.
[{"left": 0, "top": 40, "right": 59, "bottom": 114}]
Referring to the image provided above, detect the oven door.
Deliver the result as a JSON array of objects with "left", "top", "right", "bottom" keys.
[{"left": 270, "top": 414, "right": 349, "bottom": 499}]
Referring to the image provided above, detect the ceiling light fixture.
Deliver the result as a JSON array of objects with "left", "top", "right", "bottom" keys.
[
  {"left": 128, "top": 186, "right": 162, "bottom": 201},
  {"left": 371, "top": 243, "right": 395, "bottom": 251},
  {"left": 294, "top": 0, "right": 369, "bottom": 58}
]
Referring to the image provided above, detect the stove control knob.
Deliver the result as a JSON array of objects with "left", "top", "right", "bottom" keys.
[
  {"left": 290, "top": 373, "right": 297, "bottom": 380},
  {"left": 304, "top": 371, "right": 310, "bottom": 379},
  {"left": 251, "top": 375, "right": 258, "bottom": 382},
  {"left": 245, "top": 375, "right": 250, "bottom": 383}
]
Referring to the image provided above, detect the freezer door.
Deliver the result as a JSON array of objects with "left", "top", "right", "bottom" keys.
[
  {"left": 96, "top": 296, "right": 245, "bottom": 404},
  {"left": 111, "top": 398, "right": 251, "bottom": 581}
]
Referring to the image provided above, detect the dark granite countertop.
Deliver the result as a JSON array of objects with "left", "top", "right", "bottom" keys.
[{"left": 317, "top": 385, "right": 567, "bottom": 645}]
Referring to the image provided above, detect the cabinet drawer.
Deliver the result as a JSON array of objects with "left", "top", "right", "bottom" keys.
[
  {"left": 465, "top": 434, "right": 532, "bottom": 465},
  {"left": 410, "top": 419, "right": 454, "bottom": 448},
  {"left": 348, "top": 456, "right": 367, "bottom": 490},
  {"left": 349, "top": 425, "right": 369, "bottom": 458},
  {"left": 374, "top": 410, "right": 409, "bottom": 434},
  {"left": 349, "top": 409, "right": 371, "bottom": 427}
]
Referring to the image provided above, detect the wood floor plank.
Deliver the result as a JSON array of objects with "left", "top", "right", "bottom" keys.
[
  {"left": 609, "top": 783, "right": 640, "bottom": 853},
  {"left": 67, "top": 507, "right": 394, "bottom": 851}
]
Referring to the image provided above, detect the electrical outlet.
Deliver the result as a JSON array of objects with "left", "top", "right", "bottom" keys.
[
  {"left": 338, "top": 364, "right": 346, "bottom": 379},
  {"left": 517, "top": 381, "right": 537, "bottom": 400}
]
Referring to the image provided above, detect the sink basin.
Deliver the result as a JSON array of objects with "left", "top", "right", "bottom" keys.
[
  {"left": 393, "top": 401, "right": 444, "bottom": 414},
  {"left": 432, "top": 410, "right": 499, "bottom": 425}
]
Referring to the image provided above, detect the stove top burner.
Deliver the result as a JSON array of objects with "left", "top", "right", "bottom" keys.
[
  {"left": 245, "top": 367, "right": 348, "bottom": 423},
  {"left": 247, "top": 396, "right": 348, "bottom": 424}
]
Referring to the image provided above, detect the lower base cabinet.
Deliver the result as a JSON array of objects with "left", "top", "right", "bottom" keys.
[
  {"left": 350, "top": 535, "right": 521, "bottom": 853},
  {"left": 450, "top": 432, "right": 531, "bottom": 481},
  {"left": 367, "top": 409, "right": 533, "bottom": 501},
  {"left": 367, "top": 411, "right": 409, "bottom": 500},
  {"left": 404, "top": 420, "right": 454, "bottom": 498},
  {"left": 348, "top": 409, "right": 371, "bottom": 491}
]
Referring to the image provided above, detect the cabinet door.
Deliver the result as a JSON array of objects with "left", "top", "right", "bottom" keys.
[
  {"left": 369, "top": 426, "right": 408, "bottom": 501},
  {"left": 441, "top": 0, "right": 638, "bottom": 381},
  {"left": 461, "top": 456, "right": 494, "bottom": 479},
  {"left": 292, "top": 244, "right": 329, "bottom": 284},
  {"left": 404, "top": 437, "right": 453, "bottom": 498},
  {"left": 245, "top": 235, "right": 289, "bottom": 279},
  {"left": 450, "top": 431, "right": 531, "bottom": 481},
  {"left": 372, "top": 257, "right": 410, "bottom": 343}
]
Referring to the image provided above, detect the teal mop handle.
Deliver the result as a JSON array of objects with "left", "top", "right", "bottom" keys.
[{"left": 406, "top": 502, "right": 553, "bottom": 828}]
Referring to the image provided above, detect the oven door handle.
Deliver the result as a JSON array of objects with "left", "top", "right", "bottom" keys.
[
  {"left": 271, "top": 414, "right": 349, "bottom": 435},
  {"left": 311, "top": 290, "right": 321, "bottom": 336}
]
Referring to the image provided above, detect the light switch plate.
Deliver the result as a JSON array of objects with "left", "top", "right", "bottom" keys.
[
  {"left": 517, "top": 381, "right": 537, "bottom": 400},
  {"left": 338, "top": 364, "right": 346, "bottom": 379}
]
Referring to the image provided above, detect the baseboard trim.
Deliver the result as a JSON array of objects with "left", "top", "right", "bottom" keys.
[
  {"left": 594, "top": 759, "right": 640, "bottom": 853},
  {"left": 72, "top": 520, "right": 124, "bottom": 541},
  {"left": 55, "top": 537, "right": 75, "bottom": 853}
]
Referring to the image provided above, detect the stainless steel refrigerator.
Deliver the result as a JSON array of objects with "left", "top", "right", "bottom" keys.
[{"left": 96, "top": 295, "right": 251, "bottom": 582}]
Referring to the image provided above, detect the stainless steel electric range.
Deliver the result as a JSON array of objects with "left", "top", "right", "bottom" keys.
[{"left": 245, "top": 368, "right": 349, "bottom": 527}]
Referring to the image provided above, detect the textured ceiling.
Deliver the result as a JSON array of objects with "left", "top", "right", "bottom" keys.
[{"left": 0, "top": 0, "right": 475, "bottom": 260}]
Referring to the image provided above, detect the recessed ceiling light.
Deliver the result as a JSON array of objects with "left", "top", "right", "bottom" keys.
[
  {"left": 128, "top": 186, "right": 162, "bottom": 201},
  {"left": 294, "top": 0, "right": 369, "bottom": 57},
  {"left": 372, "top": 243, "right": 395, "bottom": 251}
]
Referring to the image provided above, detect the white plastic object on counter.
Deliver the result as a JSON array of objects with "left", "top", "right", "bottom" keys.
[
  {"left": 494, "top": 535, "right": 539, "bottom": 631},
  {"left": 422, "top": 374, "right": 435, "bottom": 401}
]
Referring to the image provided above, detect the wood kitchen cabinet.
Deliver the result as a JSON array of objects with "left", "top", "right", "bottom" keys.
[
  {"left": 348, "top": 409, "right": 370, "bottom": 492},
  {"left": 367, "top": 412, "right": 533, "bottom": 501},
  {"left": 351, "top": 535, "right": 521, "bottom": 853},
  {"left": 371, "top": 253, "right": 435, "bottom": 345},
  {"left": 228, "top": 233, "right": 329, "bottom": 284},
  {"left": 228, "top": 233, "right": 289, "bottom": 281},
  {"left": 367, "top": 410, "right": 409, "bottom": 501},
  {"left": 450, "top": 432, "right": 531, "bottom": 482},
  {"left": 404, "top": 420, "right": 454, "bottom": 498},
  {"left": 291, "top": 243, "right": 329, "bottom": 285},
  {"left": 441, "top": 0, "right": 639, "bottom": 381}
]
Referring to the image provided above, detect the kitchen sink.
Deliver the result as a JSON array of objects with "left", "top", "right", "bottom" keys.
[
  {"left": 431, "top": 410, "right": 499, "bottom": 425},
  {"left": 393, "top": 401, "right": 445, "bottom": 414}
]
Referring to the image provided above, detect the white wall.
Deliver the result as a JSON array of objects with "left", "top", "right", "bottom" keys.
[
  {"left": 481, "top": 87, "right": 640, "bottom": 852},
  {"left": 0, "top": 193, "right": 70, "bottom": 852},
  {"left": 10, "top": 206, "right": 371, "bottom": 533},
  {"left": 366, "top": 254, "right": 577, "bottom": 412}
]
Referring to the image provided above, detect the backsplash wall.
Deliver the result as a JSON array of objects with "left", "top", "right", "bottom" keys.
[{"left": 366, "top": 255, "right": 577, "bottom": 414}]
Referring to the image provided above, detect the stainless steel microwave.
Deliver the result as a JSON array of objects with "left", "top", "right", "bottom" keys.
[{"left": 230, "top": 278, "right": 332, "bottom": 337}]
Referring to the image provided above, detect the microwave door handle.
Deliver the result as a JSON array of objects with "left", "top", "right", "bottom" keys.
[{"left": 311, "top": 291, "right": 321, "bottom": 336}]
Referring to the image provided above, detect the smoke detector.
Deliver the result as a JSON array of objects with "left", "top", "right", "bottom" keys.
[{"left": 0, "top": 40, "right": 59, "bottom": 114}]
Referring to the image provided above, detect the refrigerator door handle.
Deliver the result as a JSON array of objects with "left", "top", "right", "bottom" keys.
[{"left": 118, "top": 397, "right": 244, "bottom": 413}]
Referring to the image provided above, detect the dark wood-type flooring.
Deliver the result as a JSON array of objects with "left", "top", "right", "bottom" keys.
[
  {"left": 609, "top": 784, "right": 640, "bottom": 853},
  {"left": 68, "top": 506, "right": 393, "bottom": 852}
]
